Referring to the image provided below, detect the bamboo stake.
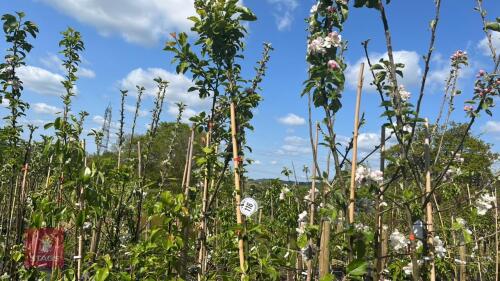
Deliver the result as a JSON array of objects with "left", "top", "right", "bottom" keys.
[
  {"left": 229, "top": 101, "right": 246, "bottom": 279},
  {"left": 181, "top": 133, "right": 193, "bottom": 192},
  {"left": 198, "top": 129, "right": 212, "bottom": 281},
  {"left": 76, "top": 140, "right": 86, "bottom": 281},
  {"left": 459, "top": 243, "right": 466, "bottom": 280},
  {"left": 376, "top": 125, "right": 387, "bottom": 279},
  {"left": 318, "top": 220, "right": 331, "bottom": 277},
  {"left": 348, "top": 62, "right": 365, "bottom": 224},
  {"left": 424, "top": 119, "right": 436, "bottom": 281},
  {"left": 134, "top": 141, "right": 143, "bottom": 242},
  {"left": 306, "top": 124, "right": 319, "bottom": 281},
  {"left": 319, "top": 125, "right": 330, "bottom": 278},
  {"left": 495, "top": 186, "right": 499, "bottom": 281},
  {"left": 466, "top": 184, "right": 483, "bottom": 281},
  {"left": 183, "top": 129, "right": 195, "bottom": 199},
  {"left": 180, "top": 128, "right": 195, "bottom": 276}
]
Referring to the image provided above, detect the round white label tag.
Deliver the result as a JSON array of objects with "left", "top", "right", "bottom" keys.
[{"left": 240, "top": 197, "right": 258, "bottom": 217}]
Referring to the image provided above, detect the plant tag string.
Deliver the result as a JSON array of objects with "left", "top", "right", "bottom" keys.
[{"left": 240, "top": 197, "right": 258, "bottom": 217}]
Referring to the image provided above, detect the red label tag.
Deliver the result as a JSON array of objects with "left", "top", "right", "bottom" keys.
[
  {"left": 25, "top": 228, "right": 64, "bottom": 269},
  {"left": 409, "top": 232, "right": 415, "bottom": 241}
]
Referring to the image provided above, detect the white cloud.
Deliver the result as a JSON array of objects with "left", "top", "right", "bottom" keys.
[
  {"left": 40, "top": 53, "right": 95, "bottom": 78},
  {"left": 482, "top": 121, "right": 500, "bottom": 134},
  {"left": 124, "top": 104, "right": 148, "bottom": 117},
  {"left": 346, "top": 50, "right": 422, "bottom": 92},
  {"left": 427, "top": 52, "right": 474, "bottom": 90},
  {"left": 79, "top": 67, "right": 96, "bottom": 78},
  {"left": 277, "top": 135, "right": 311, "bottom": 155},
  {"left": 278, "top": 113, "right": 305, "bottom": 126},
  {"left": 477, "top": 32, "right": 500, "bottom": 56},
  {"left": 92, "top": 115, "right": 120, "bottom": 130},
  {"left": 166, "top": 104, "right": 196, "bottom": 123},
  {"left": 271, "top": 160, "right": 278, "bottom": 165},
  {"left": 357, "top": 133, "right": 380, "bottom": 152},
  {"left": 267, "top": 0, "right": 298, "bottom": 31},
  {"left": 254, "top": 160, "right": 261, "bottom": 165},
  {"left": 40, "top": 0, "right": 195, "bottom": 46},
  {"left": 32, "top": 102, "right": 62, "bottom": 115},
  {"left": 119, "top": 67, "right": 209, "bottom": 120},
  {"left": 17, "top": 66, "right": 67, "bottom": 96},
  {"left": 19, "top": 118, "right": 47, "bottom": 127}
]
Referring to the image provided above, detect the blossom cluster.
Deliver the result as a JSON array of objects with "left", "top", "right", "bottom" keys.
[
  {"left": 433, "top": 236, "right": 446, "bottom": 258},
  {"left": 296, "top": 210, "right": 308, "bottom": 235},
  {"left": 398, "top": 84, "right": 411, "bottom": 102},
  {"left": 402, "top": 260, "right": 423, "bottom": 276},
  {"left": 475, "top": 192, "right": 496, "bottom": 215},
  {"left": 473, "top": 70, "right": 499, "bottom": 98},
  {"left": 354, "top": 223, "right": 370, "bottom": 232},
  {"left": 389, "top": 229, "right": 409, "bottom": 253},
  {"left": 307, "top": 31, "right": 342, "bottom": 56},
  {"left": 355, "top": 166, "right": 383, "bottom": 185},
  {"left": 450, "top": 50, "right": 468, "bottom": 67},
  {"left": 443, "top": 166, "right": 462, "bottom": 181},
  {"left": 279, "top": 186, "right": 291, "bottom": 200}
]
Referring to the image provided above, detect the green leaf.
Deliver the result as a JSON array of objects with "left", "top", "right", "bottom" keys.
[
  {"left": 95, "top": 268, "right": 109, "bottom": 281},
  {"left": 237, "top": 7, "right": 257, "bottom": 21},
  {"left": 347, "top": 259, "right": 367, "bottom": 276},
  {"left": 297, "top": 233, "right": 307, "bottom": 248},
  {"left": 319, "top": 273, "right": 335, "bottom": 281},
  {"left": 485, "top": 21, "right": 500, "bottom": 32}
]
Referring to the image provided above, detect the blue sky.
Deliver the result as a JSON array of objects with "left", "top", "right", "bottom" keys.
[{"left": 0, "top": 0, "right": 499, "bottom": 180}]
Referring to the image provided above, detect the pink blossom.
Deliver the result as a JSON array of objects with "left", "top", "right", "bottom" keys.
[
  {"left": 327, "top": 59, "right": 340, "bottom": 70},
  {"left": 323, "top": 31, "right": 342, "bottom": 48},
  {"left": 463, "top": 105, "right": 473, "bottom": 112}
]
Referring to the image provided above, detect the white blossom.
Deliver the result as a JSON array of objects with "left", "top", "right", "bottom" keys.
[
  {"left": 323, "top": 31, "right": 342, "bottom": 49},
  {"left": 83, "top": 222, "right": 92, "bottom": 230},
  {"left": 369, "top": 170, "right": 384, "bottom": 183},
  {"left": 403, "top": 260, "right": 423, "bottom": 276},
  {"left": 279, "top": 192, "right": 286, "bottom": 200},
  {"left": 307, "top": 37, "right": 326, "bottom": 55},
  {"left": 355, "top": 166, "right": 369, "bottom": 184},
  {"left": 310, "top": 4, "right": 318, "bottom": 14},
  {"left": 279, "top": 187, "right": 290, "bottom": 201},
  {"left": 454, "top": 153, "right": 464, "bottom": 164},
  {"left": 298, "top": 211, "right": 308, "bottom": 222},
  {"left": 390, "top": 229, "right": 409, "bottom": 252},
  {"left": 456, "top": 217, "right": 466, "bottom": 226},
  {"left": 398, "top": 85, "right": 411, "bottom": 101},
  {"left": 402, "top": 262, "right": 413, "bottom": 276},
  {"left": 475, "top": 193, "right": 496, "bottom": 215},
  {"left": 354, "top": 223, "right": 370, "bottom": 232},
  {"left": 356, "top": 166, "right": 383, "bottom": 185},
  {"left": 433, "top": 236, "right": 446, "bottom": 258}
]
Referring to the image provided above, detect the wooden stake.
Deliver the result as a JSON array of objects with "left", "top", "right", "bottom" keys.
[
  {"left": 198, "top": 130, "right": 212, "bottom": 281},
  {"left": 229, "top": 101, "right": 246, "bottom": 279},
  {"left": 348, "top": 62, "right": 365, "bottom": 224},
  {"left": 134, "top": 141, "right": 143, "bottom": 242},
  {"left": 306, "top": 124, "right": 319, "bottom": 281},
  {"left": 180, "top": 128, "right": 195, "bottom": 276},
  {"left": 183, "top": 129, "right": 195, "bottom": 199},
  {"left": 76, "top": 140, "right": 86, "bottom": 281},
  {"left": 181, "top": 133, "right": 193, "bottom": 192},
  {"left": 376, "top": 125, "right": 387, "bottom": 279},
  {"left": 424, "top": 119, "right": 436, "bottom": 281},
  {"left": 318, "top": 220, "right": 331, "bottom": 277},
  {"left": 495, "top": 187, "right": 499, "bottom": 281}
]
